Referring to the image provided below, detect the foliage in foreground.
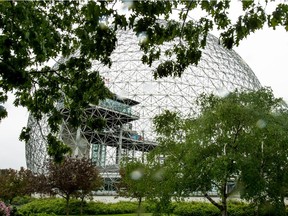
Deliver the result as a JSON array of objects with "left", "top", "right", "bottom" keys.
[
  {"left": 117, "top": 160, "right": 153, "bottom": 215},
  {"left": 0, "top": 168, "right": 35, "bottom": 204},
  {"left": 18, "top": 198, "right": 139, "bottom": 216},
  {"left": 152, "top": 88, "right": 288, "bottom": 216},
  {"left": 10, "top": 196, "right": 35, "bottom": 207},
  {"left": 0, "top": 201, "right": 11, "bottom": 216},
  {"left": 45, "top": 157, "right": 102, "bottom": 216},
  {"left": 1, "top": 1, "right": 288, "bottom": 161}
]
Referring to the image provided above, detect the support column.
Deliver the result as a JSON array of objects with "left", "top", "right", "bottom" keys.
[
  {"left": 116, "top": 125, "right": 123, "bottom": 165},
  {"left": 141, "top": 130, "right": 144, "bottom": 163},
  {"left": 75, "top": 127, "right": 81, "bottom": 157}
]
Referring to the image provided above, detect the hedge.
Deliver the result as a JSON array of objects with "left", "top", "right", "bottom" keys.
[
  {"left": 19, "top": 198, "right": 140, "bottom": 215},
  {"left": 18, "top": 198, "right": 288, "bottom": 216},
  {"left": 173, "top": 202, "right": 219, "bottom": 216}
]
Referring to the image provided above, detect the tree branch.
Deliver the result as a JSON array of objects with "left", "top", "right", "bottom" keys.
[
  {"left": 204, "top": 192, "right": 224, "bottom": 211},
  {"left": 211, "top": 181, "right": 221, "bottom": 191},
  {"left": 29, "top": 69, "right": 67, "bottom": 82},
  {"left": 180, "top": 1, "right": 194, "bottom": 44},
  {"left": 231, "top": 121, "right": 242, "bottom": 149}
]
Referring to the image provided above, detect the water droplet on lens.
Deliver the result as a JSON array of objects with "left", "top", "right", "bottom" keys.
[
  {"left": 256, "top": 119, "right": 266, "bottom": 128},
  {"left": 130, "top": 170, "right": 143, "bottom": 180}
]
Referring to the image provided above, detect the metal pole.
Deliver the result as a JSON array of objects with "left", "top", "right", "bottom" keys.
[{"left": 117, "top": 125, "right": 123, "bottom": 165}]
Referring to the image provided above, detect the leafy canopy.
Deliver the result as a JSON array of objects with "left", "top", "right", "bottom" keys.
[
  {"left": 0, "top": 167, "right": 35, "bottom": 204},
  {"left": 1, "top": 1, "right": 288, "bottom": 160},
  {"left": 152, "top": 88, "right": 288, "bottom": 216},
  {"left": 118, "top": 158, "right": 179, "bottom": 215},
  {"left": 46, "top": 157, "right": 102, "bottom": 216}
]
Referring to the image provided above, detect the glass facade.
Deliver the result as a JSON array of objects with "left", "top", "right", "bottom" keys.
[{"left": 99, "top": 99, "right": 132, "bottom": 116}]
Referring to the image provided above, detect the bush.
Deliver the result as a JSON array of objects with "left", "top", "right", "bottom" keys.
[
  {"left": 0, "top": 201, "right": 11, "bottom": 216},
  {"left": 38, "top": 213, "right": 56, "bottom": 216},
  {"left": 173, "top": 201, "right": 280, "bottom": 216},
  {"left": 256, "top": 202, "right": 288, "bottom": 216},
  {"left": 173, "top": 202, "right": 219, "bottom": 216},
  {"left": 11, "top": 196, "right": 35, "bottom": 206},
  {"left": 227, "top": 201, "right": 254, "bottom": 216},
  {"left": 19, "top": 197, "right": 288, "bottom": 216},
  {"left": 142, "top": 201, "right": 158, "bottom": 214},
  {"left": 18, "top": 198, "right": 65, "bottom": 215},
  {"left": 84, "top": 201, "right": 139, "bottom": 215},
  {"left": 19, "top": 198, "right": 140, "bottom": 215},
  {"left": 10, "top": 206, "right": 24, "bottom": 216}
]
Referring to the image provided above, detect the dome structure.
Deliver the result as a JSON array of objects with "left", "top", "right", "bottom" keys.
[
  {"left": 95, "top": 30, "right": 261, "bottom": 140},
  {"left": 26, "top": 29, "right": 261, "bottom": 190}
]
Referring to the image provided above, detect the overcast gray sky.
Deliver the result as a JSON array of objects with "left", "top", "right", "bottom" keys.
[{"left": 1, "top": 2, "right": 288, "bottom": 170}]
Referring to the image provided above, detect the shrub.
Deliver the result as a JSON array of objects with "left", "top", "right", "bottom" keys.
[
  {"left": 35, "top": 214, "right": 56, "bottom": 216},
  {"left": 173, "top": 202, "right": 219, "bottom": 216},
  {"left": 26, "top": 214, "right": 56, "bottom": 216},
  {"left": 0, "top": 201, "right": 11, "bottom": 216},
  {"left": 142, "top": 201, "right": 156, "bottom": 213},
  {"left": 256, "top": 202, "right": 288, "bottom": 216},
  {"left": 227, "top": 201, "right": 254, "bottom": 216},
  {"left": 84, "top": 201, "right": 139, "bottom": 215},
  {"left": 18, "top": 198, "right": 65, "bottom": 215},
  {"left": 19, "top": 198, "right": 140, "bottom": 215},
  {"left": 173, "top": 201, "right": 279, "bottom": 216},
  {"left": 11, "top": 196, "right": 35, "bottom": 206},
  {"left": 20, "top": 197, "right": 286, "bottom": 216}
]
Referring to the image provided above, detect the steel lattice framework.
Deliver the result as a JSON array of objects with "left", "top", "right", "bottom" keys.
[{"left": 26, "top": 30, "right": 261, "bottom": 191}]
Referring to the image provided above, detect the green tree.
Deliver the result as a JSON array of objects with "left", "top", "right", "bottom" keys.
[
  {"left": 1, "top": 1, "right": 288, "bottom": 159},
  {"left": 145, "top": 162, "right": 180, "bottom": 216},
  {"left": 118, "top": 160, "right": 152, "bottom": 216},
  {"left": 0, "top": 168, "right": 35, "bottom": 204},
  {"left": 118, "top": 159, "right": 180, "bottom": 216},
  {"left": 153, "top": 88, "right": 288, "bottom": 216},
  {"left": 46, "top": 157, "right": 102, "bottom": 216},
  {"left": 239, "top": 106, "right": 288, "bottom": 216}
]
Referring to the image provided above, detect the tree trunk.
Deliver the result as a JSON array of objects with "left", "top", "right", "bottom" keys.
[
  {"left": 254, "top": 205, "right": 259, "bottom": 216},
  {"left": 204, "top": 193, "right": 225, "bottom": 214},
  {"left": 80, "top": 196, "right": 84, "bottom": 216},
  {"left": 66, "top": 194, "right": 70, "bottom": 216},
  {"left": 137, "top": 197, "right": 142, "bottom": 216},
  {"left": 221, "top": 181, "right": 228, "bottom": 216},
  {"left": 275, "top": 195, "right": 286, "bottom": 216},
  {"left": 221, "top": 209, "right": 227, "bottom": 216},
  {"left": 220, "top": 200, "right": 227, "bottom": 216}
]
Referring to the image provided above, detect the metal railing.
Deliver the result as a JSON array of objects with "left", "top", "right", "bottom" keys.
[{"left": 99, "top": 99, "right": 139, "bottom": 117}]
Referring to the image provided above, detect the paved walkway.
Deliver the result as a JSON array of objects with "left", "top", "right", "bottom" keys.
[{"left": 92, "top": 195, "right": 242, "bottom": 203}]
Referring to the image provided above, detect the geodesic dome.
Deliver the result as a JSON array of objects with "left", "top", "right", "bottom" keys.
[
  {"left": 26, "top": 29, "right": 261, "bottom": 188},
  {"left": 96, "top": 30, "right": 261, "bottom": 139}
]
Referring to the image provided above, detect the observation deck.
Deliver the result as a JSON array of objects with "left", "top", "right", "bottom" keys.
[{"left": 90, "top": 95, "right": 156, "bottom": 173}]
